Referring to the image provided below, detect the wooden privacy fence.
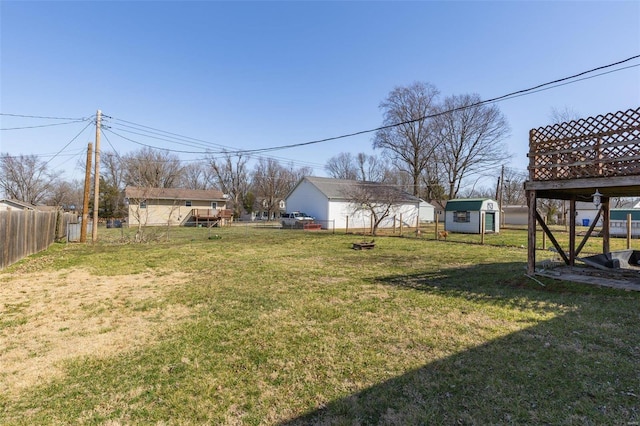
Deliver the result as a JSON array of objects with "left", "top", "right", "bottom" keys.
[{"left": 0, "top": 210, "right": 76, "bottom": 270}]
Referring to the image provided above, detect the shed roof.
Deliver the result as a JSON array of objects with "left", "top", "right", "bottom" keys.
[
  {"left": 125, "top": 186, "right": 226, "bottom": 201},
  {"left": 297, "top": 176, "right": 420, "bottom": 203},
  {"left": 445, "top": 198, "right": 492, "bottom": 211},
  {"left": 611, "top": 209, "right": 640, "bottom": 221}
]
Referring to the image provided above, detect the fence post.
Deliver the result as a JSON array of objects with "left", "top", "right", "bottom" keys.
[
  {"left": 345, "top": 215, "right": 349, "bottom": 234},
  {"left": 627, "top": 213, "right": 632, "bottom": 249}
]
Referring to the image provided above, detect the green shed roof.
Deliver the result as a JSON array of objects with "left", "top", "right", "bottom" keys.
[
  {"left": 445, "top": 199, "right": 489, "bottom": 211},
  {"left": 610, "top": 209, "right": 640, "bottom": 221}
]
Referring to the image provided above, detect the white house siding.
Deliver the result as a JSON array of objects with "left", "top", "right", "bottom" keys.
[
  {"left": 285, "top": 179, "right": 328, "bottom": 221},
  {"left": 328, "top": 201, "right": 419, "bottom": 230},
  {"left": 419, "top": 201, "right": 435, "bottom": 223},
  {"left": 503, "top": 206, "right": 528, "bottom": 226}
]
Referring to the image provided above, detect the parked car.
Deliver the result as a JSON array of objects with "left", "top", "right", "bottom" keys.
[{"left": 281, "top": 212, "right": 314, "bottom": 228}]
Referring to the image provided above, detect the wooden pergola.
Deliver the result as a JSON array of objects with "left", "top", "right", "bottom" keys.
[{"left": 524, "top": 107, "right": 640, "bottom": 275}]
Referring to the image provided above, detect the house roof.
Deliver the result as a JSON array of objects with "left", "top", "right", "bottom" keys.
[
  {"left": 445, "top": 198, "right": 495, "bottom": 211},
  {"left": 124, "top": 186, "right": 226, "bottom": 201},
  {"left": 296, "top": 176, "right": 421, "bottom": 203},
  {"left": 0, "top": 199, "right": 36, "bottom": 210}
]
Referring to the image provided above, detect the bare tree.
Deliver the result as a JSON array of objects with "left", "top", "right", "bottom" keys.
[
  {"left": 433, "top": 94, "right": 510, "bottom": 199},
  {"left": 325, "top": 152, "right": 388, "bottom": 182},
  {"left": 121, "top": 147, "right": 184, "bottom": 188},
  {"left": 342, "top": 181, "right": 413, "bottom": 236},
  {"left": 502, "top": 168, "right": 527, "bottom": 205},
  {"left": 180, "top": 162, "right": 214, "bottom": 190},
  {"left": 251, "top": 158, "right": 293, "bottom": 219},
  {"left": 209, "top": 152, "right": 249, "bottom": 218},
  {"left": 0, "top": 153, "right": 61, "bottom": 204},
  {"left": 325, "top": 152, "right": 358, "bottom": 180},
  {"left": 251, "top": 158, "right": 309, "bottom": 219},
  {"left": 373, "top": 82, "right": 440, "bottom": 196},
  {"left": 46, "top": 179, "right": 83, "bottom": 210}
]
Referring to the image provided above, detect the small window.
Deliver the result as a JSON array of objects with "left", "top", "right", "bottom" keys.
[
  {"left": 453, "top": 211, "right": 470, "bottom": 223},
  {"left": 140, "top": 201, "right": 147, "bottom": 209},
  {"left": 185, "top": 200, "right": 192, "bottom": 207},
  {"left": 211, "top": 202, "right": 217, "bottom": 209}
]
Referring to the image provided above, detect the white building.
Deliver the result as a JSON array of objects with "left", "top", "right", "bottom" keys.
[
  {"left": 445, "top": 198, "right": 500, "bottom": 234},
  {"left": 285, "top": 176, "right": 421, "bottom": 229}
]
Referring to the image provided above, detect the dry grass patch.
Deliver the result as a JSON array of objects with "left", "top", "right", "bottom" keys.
[{"left": 0, "top": 268, "right": 192, "bottom": 399}]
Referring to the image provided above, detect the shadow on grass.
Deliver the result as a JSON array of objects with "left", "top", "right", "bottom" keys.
[{"left": 280, "top": 263, "right": 640, "bottom": 425}]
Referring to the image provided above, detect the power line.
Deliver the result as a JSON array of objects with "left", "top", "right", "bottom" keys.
[
  {"left": 0, "top": 113, "right": 88, "bottom": 120},
  {"left": 42, "top": 121, "right": 94, "bottom": 168},
  {"left": 103, "top": 54, "right": 639, "bottom": 158},
  {"left": 0, "top": 119, "right": 89, "bottom": 131}
]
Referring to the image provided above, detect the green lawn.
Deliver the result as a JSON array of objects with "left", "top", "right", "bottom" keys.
[{"left": 1, "top": 227, "right": 639, "bottom": 425}]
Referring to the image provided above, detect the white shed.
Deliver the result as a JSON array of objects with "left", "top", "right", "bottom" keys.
[
  {"left": 445, "top": 198, "right": 500, "bottom": 234},
  {"left": 285, "top": 176, "right": 421, "bottom": 229}
]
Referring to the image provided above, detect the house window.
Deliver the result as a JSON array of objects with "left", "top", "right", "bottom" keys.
[
  {"left": 139, "top": 201, "right": 147, "bottom": 209},
  {"left": 185, "top": 200, "right": 192, "bottom": 207},
  {"left": 211, "top": 202, "right": 217, "bottom": 209},
  {"left": 453, "top": 211, "right": 470, "bottom": 223}
]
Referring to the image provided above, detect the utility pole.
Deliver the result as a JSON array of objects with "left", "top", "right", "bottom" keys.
[
  {"left": 92, "top": 109, "right": 102, "bottom": 242},
  {"left": 80, "top": 142, "right": 93, "bottom": 243},
  {"left": 498, "top": 165, "right": 505, "bottom": 226}
]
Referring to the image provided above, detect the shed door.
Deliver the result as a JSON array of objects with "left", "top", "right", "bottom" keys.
[{"left": 485, "top": 212, "right": 495, "bottom": 232}]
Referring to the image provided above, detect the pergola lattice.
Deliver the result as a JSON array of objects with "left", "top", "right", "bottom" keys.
[{"left": 525, "top": 107, "right": 640, "bottom": 275}]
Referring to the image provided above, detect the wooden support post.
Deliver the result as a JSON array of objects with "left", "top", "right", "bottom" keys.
[
  {"left": 345, "top": 215, "right": 349, "bottom": 234},
  {"left": 393, "top": 215, "right": 396, "bottom": 234},
  {"left": 399, "top": 213, "right": 403, "bottom": 236},
  {"left": 527, "top": 190, "right": 537, "bottom": 275},
  {"left": 569, "top": 197, "right": 576, "bottom": 266},
  {"left": 602, "top": 198, "right": 610, "bottom": 254},
  {"left": 627, "top": 213, "right": 632, "bottom": 249}
]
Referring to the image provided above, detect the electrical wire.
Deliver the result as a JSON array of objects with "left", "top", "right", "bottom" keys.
[
  {"left": 0, "top": 113, "right": 88, "bottom": 120},
  {"left": 0, "top": 119, "right": 89, "bottom": 131},
  {"left": 42, "top": 120, "right": 94, "bottom": 167},
  {"left": 102, "top": 54, "right": 640, "bottom": 158}
]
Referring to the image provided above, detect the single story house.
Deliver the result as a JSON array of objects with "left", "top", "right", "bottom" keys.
[
  {"left": 124, "top": 186, "right": 229, "bottom": 227},
  {"left": 503, "top": 205, "right": 528, "bottom": 226},
  {"left": 284, "top": 176, "right": 421, "bottom": 229},
  {"left": 445, "top": 198, "right": 500, "bottom": 234},
  {"left": 0, "top": 199, "right": 36, "bottom": 211}
]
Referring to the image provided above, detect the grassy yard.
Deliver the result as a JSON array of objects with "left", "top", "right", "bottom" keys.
[{"left": 1, "top": 226, "right": 639, "bottom": 424}]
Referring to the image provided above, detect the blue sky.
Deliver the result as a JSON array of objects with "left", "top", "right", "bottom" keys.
[{"left": 1, "top": 1, "right": 639, "bottom": 191}]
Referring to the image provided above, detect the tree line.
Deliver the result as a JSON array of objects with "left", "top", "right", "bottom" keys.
[{"left": 1, "top": 81, "right": 528, "bottom": 219}]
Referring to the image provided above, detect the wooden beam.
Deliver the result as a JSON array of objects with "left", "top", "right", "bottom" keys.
[
  {"left": 525, "top": 175, "right": 640, "bottom": 192},
  {"left": 536, "top": 210, "right": 570, "bottom": 265},
  {"left": 602, "top": 198, "right": 610, "bottom": 254},
  {"left": 575, "top": 206, "right": 602, "bottom": 257}
]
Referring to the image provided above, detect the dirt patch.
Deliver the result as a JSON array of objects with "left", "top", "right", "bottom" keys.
[{"left": 0, "top": 268, "right": 192, "bottom": 399}]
